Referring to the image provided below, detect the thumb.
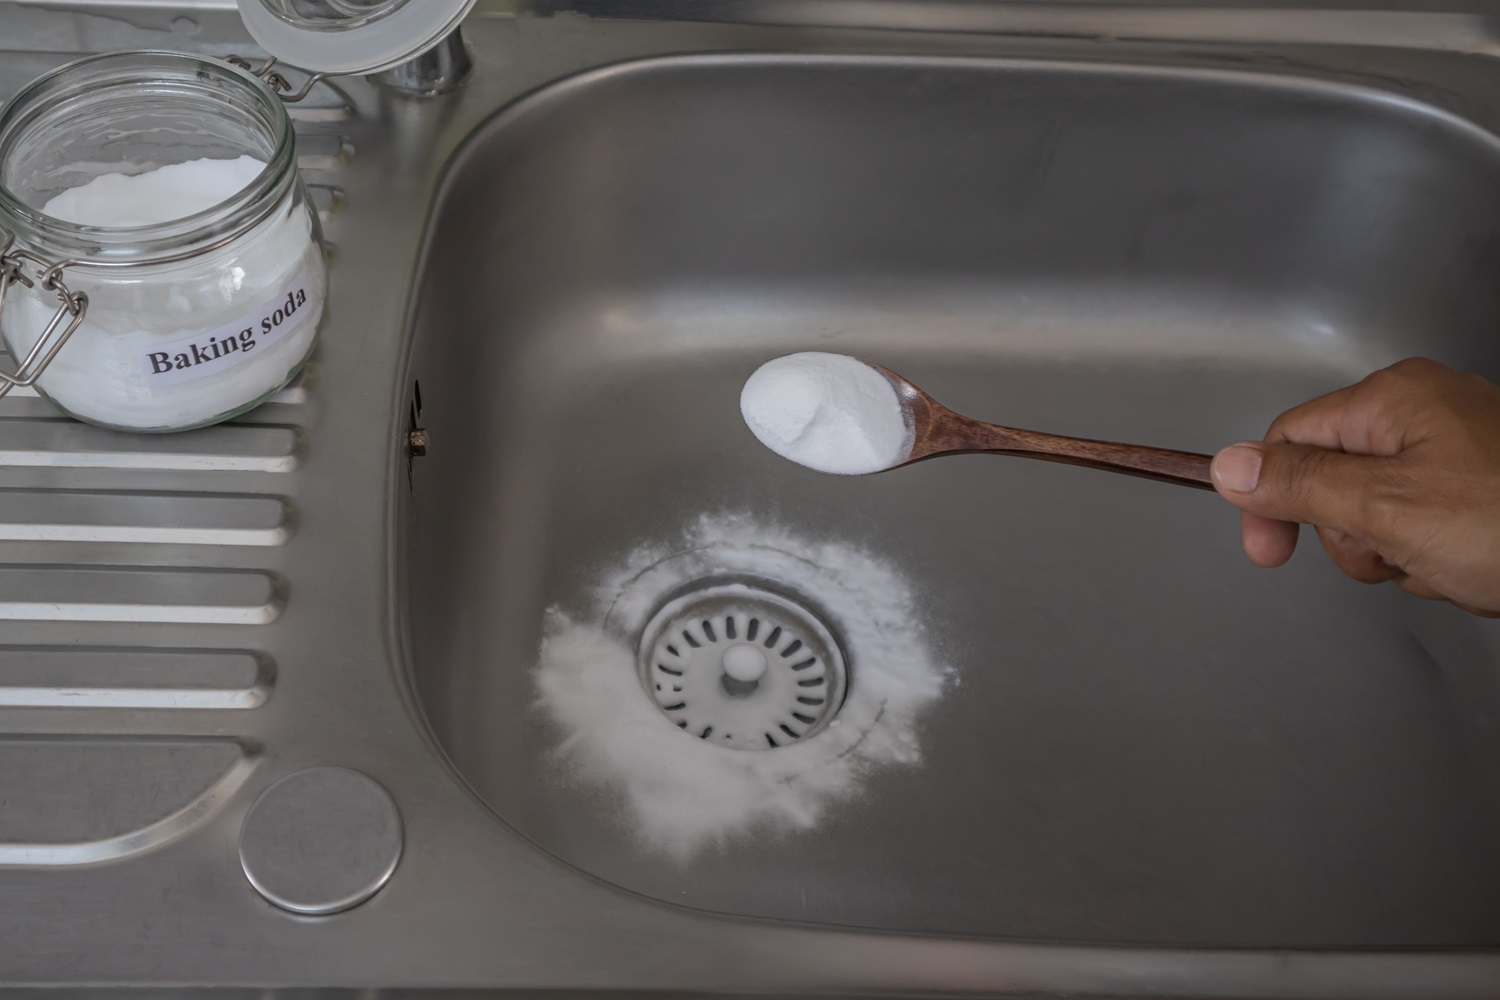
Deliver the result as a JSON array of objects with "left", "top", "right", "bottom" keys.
[{"left": 1211, "top": 441, "right": 1383, "bottom": 536}]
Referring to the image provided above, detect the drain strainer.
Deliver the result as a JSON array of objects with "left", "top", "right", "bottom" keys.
[{"left": 637, "top": 581, "right": 848, "bottom": 750}]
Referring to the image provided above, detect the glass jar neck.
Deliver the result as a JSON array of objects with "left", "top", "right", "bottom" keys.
[{"left": 0, "top": 51, "right": 297, "bottom": 269}]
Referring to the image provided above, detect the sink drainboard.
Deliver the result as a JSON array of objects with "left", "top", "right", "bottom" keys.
[{"left": 638, "top": 582, "right": 848, "bottom": 750}]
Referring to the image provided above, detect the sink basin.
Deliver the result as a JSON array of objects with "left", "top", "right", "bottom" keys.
[{"left": 403, "top": 54, "right": 1500, "bottom": 947}]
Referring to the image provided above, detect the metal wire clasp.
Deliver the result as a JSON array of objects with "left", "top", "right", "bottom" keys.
[
  {"left": 225, "top": 55, "right": 329, "bottom": 104},
  {"left": 0, "top": 231, "right": 89, "bottom": 401}
]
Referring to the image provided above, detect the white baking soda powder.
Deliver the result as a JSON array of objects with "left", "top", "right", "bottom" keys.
[
  {"left": 740, "top": 352, "right": 913, "bottom": 475},
  {"left": 0, "top": 155, "right": 324, "bottom": 431},
  {"left": 40, "top": 156, "right": 266, "bottom": 228},
  {"left": 534, "top": 512, "right": 952, "bottom": 859}
]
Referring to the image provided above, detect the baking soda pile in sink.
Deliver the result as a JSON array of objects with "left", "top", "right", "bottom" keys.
[
  {"left": 740, "top": 352, "right": 913, "bottom": 474},
  {"left": 534, "top": 512, "right": 952, "bottom": 859}
]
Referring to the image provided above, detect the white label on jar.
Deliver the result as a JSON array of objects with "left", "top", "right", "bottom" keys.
[{"left": 138, "top": 268, "right": 318, "bottom": 387}]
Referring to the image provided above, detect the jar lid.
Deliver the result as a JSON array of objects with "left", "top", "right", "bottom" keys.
[{"left": 235, "top": 0, "right": 476, "bottom": 76}]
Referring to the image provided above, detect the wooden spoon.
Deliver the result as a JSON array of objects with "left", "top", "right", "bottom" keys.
[{"left": 875, "top": 364, "right": 1215, "bottom": 490}]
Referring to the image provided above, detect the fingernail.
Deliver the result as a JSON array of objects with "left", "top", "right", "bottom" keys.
[{"left": 1213, "top": 443, "right": 1263, "bottom": 494}]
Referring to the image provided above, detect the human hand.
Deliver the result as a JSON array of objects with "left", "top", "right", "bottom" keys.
[{"left": 1210, "top": 358, "right": 1500, "bottom": 617}]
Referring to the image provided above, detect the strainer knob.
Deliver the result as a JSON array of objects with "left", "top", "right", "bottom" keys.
[{"left": 722, "top": 643, "right": 768, "bottom": 685}]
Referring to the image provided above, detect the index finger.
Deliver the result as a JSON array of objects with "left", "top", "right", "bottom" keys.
[{"left": 1266, "top": 362, "right": 1441, "bottom": 456}]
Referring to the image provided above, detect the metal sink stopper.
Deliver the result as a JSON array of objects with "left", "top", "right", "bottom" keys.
[{"left": 638, "top": 582, "right": 848, "bottom": 750}]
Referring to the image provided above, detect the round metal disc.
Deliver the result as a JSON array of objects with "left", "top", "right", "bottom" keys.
[{"left": 239, "top": 767, "right": 402, "bottom": 915}]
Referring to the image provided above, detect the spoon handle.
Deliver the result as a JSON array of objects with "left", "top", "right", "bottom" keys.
[{"left": 932, "top": 419, "right": 1216, "bottom": 490}]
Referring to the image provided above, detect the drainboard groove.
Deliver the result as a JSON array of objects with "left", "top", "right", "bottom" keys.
[
  {"left": 0, "top": 567, "right": 283, "bottom": 625},
  {"left": 0, "top": 647, "right": 272, "bottom": 710},
  {"left": 0, "top": 490, "right": 291, "bottom": 546},
  {"left": 0, "top": 419, "right": 302, "bottom": 474}
]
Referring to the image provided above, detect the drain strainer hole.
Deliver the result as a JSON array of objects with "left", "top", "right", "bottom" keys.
[{"left": 637, "top": 582, "right": 848, "bottom": 751}]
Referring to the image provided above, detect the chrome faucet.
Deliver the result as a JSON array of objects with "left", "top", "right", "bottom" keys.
[{"left": 375, "top": 25, "right": 472, "bottom": 97}]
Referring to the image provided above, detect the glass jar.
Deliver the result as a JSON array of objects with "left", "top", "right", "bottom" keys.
[{"left": 0, "top": 51, "right": 327, "bottom": 432}]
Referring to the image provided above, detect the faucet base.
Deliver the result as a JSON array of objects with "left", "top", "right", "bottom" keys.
[{"left": 373, "top": 26, "right": 472, "bottom": 97}]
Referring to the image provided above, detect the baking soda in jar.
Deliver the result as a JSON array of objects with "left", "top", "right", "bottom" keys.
[{"left": 0, "top": 52, "right": 327, "bottom": 432}]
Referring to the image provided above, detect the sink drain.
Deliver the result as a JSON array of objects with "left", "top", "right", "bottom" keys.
[{"left": 638, "top": 581, "right": 848, "bottom": 750}]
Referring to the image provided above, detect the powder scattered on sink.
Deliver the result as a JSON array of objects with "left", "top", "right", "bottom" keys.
[
  {"left": 740, "top": 352, "right": 913, "bottom": 475},
  {"left": 534, "top": 512, "right": 952, "bottom": 860},
  {"left": 41, "top": 155, "right": 267, "bottom": 227}
]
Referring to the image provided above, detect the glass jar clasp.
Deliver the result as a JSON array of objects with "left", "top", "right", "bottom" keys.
[
  {"left": 0, "top": 230, "right": 89, "bottom": 401},
  {"left": 225, "top": 55, "right": 329, "bottom": 104}
]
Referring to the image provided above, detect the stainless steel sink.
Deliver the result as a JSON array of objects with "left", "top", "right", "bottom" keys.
[
  {"left": 5, "top": 1, "right": 1500, "bottom": 996},
  {"left": 404, "top": 53, "right": 1500, "bottom": 947}
]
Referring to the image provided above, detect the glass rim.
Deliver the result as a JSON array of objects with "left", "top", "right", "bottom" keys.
[{"left": 0, "top": 50, "right": 297, "bottom": 268}]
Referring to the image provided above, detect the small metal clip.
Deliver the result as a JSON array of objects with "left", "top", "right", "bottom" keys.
[
  {"left": 407, "top": 427, "right": 429, "bottom": 458},
  {"left": 0, "top": 231, "right": 89, "bottom": 401},
  {"left": 226, "top": 55, "right": 329, "bottom": 104}
]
